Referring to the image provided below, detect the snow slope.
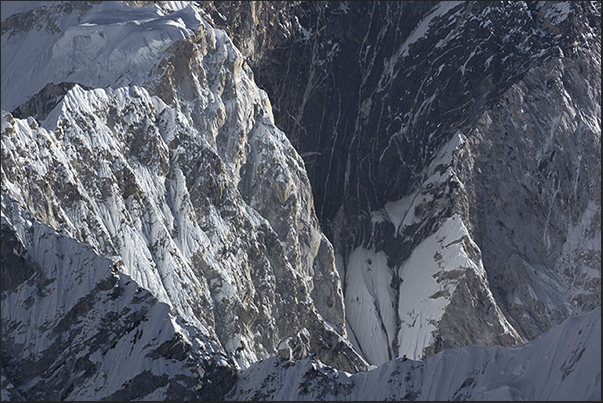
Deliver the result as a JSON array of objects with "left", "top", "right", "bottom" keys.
[
  {"left": 1, "top": 198, "right": 234, "bottom": 400},
  {"left": 343, "top": 131, "right": 522, "bottom": 364},
  {"left": 227, "top": 307, "right": 601, "bottom": 401}
]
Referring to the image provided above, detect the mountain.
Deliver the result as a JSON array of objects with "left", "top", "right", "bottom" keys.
[
  {"left": 2, "top": 1, "right": 367, "bottom": 400},
  {"left": 1, "top": 1, "right": 600, "bottom": 401},
  {"left": 201, "top": 0, "right": 601, "bottom": 363}
]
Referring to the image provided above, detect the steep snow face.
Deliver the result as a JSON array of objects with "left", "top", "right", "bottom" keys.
[
  {"left": 2, "top": 1, "right": 367, "bottom": 400},
  {"left": 226, "top": 307, "right": 601, "bottom": 401},
  {"left": 1, "top": 201, "right": 236, "bottom": 401},
  {"left": 343, "top": 132, "right": 521, "bottom": 364},
  {"left": 2, "top": 1, "right": 344, "bottom": 330}
]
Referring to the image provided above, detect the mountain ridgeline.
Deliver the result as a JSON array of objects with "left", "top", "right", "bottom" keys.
[{"left": 1, "top": 1, "right": 600, "bottom": 401}]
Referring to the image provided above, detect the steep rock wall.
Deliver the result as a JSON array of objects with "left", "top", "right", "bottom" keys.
[{"left": 201, "top": 0, "right": 601, "bottom": 363}]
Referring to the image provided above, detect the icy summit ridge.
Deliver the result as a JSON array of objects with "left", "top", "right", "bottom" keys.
[{"left": 1, "top": 1, "right": 201, "bottom": 111}]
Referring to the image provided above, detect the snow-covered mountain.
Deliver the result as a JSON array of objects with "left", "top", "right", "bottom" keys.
[
  {"left": 2, "top": 1, "right": 366, "bottom": 400},
  {"left": 1, "top": 1, "right": 600, "bottom": 401}
]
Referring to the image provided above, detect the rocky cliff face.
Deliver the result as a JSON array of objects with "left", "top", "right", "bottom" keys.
[
  {"left": 1, "top": 1, "right": 600, "bottom": 400},
  {"left": 203, "top": 0, "right": 601, "bottom": 363},
  {"left": 1, "top": 2, "right": 366, "bottom": 400}
]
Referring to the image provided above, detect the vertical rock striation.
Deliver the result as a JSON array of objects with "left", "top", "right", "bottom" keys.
[{"left": 202, "top": 0, "right": 601, "bottom": 363}]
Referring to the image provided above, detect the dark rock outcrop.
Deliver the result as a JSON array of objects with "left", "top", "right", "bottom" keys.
[{"left": 200, "top": 0, "right": 601, "bottom": 361}]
